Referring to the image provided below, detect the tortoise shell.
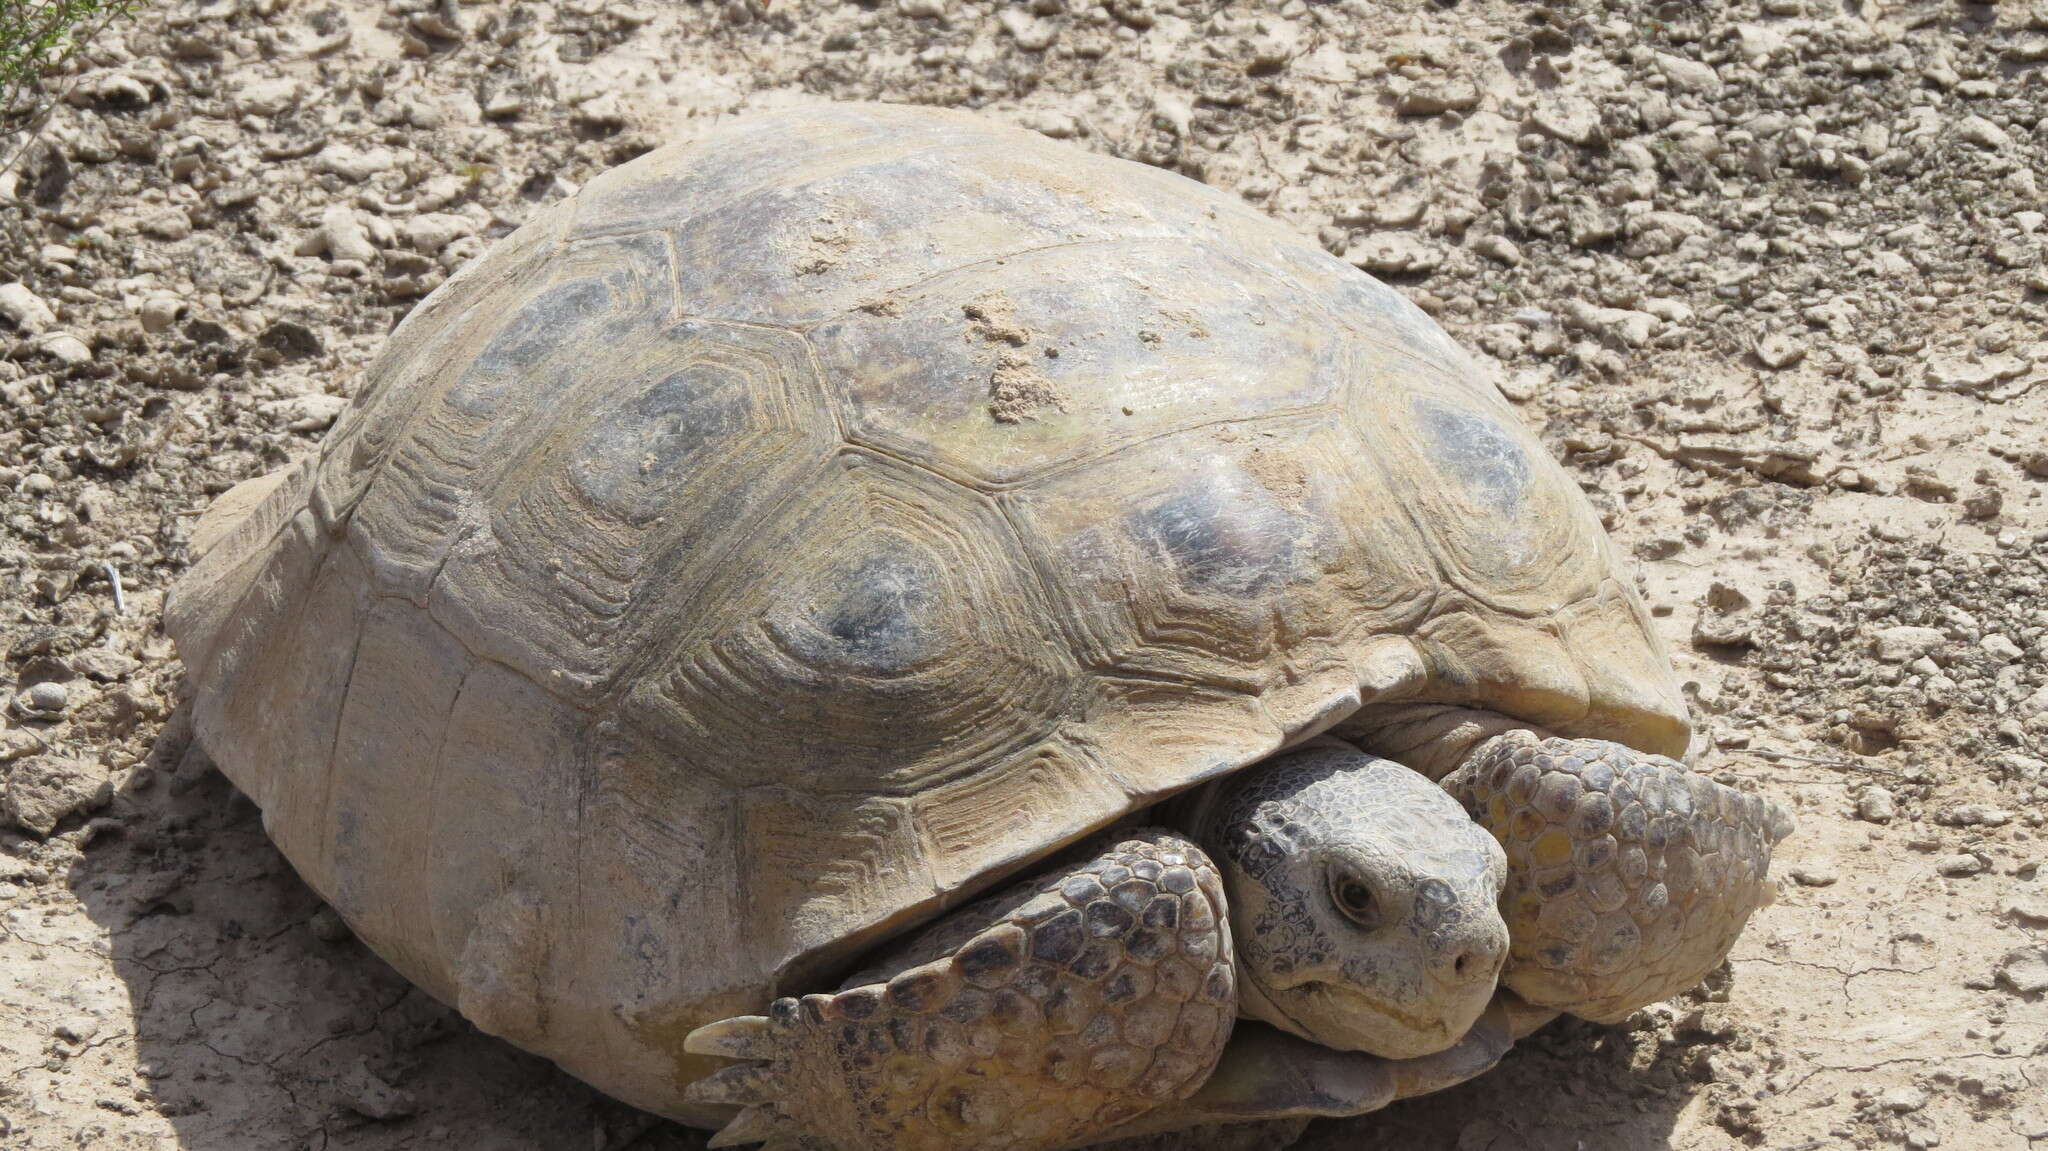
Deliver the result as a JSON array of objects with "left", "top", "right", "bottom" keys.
[{"left": 165, "top": 102, "right": 1686, "bottom": 1121}]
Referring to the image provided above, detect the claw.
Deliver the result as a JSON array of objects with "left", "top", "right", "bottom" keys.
[
  {"left": 686, "top": 1062, "right": 777, "bottom": 1107},
  {"left": 707, "top": 1105, "right": 792, "bottom": 1148},
  {"left": 687, "top": 1015, "right": 781, "bottom": 1060}
]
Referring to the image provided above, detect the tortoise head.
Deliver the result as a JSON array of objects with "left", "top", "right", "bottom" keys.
[{"left": 1194, "top": 739, "right": 1508, "bottom": 1059}]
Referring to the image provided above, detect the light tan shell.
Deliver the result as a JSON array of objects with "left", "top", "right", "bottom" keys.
[{"left": 164, "top": 103, "right": 1687, "bottom": 1123}]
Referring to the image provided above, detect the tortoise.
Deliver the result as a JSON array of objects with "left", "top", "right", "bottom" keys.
[{"left": 165, "top": 103, "right": 1791, "bottom": 1150}]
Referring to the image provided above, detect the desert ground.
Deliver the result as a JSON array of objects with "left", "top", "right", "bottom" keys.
[{"left": 3, "top": 0, "right": 2046, "bottom": 1148}]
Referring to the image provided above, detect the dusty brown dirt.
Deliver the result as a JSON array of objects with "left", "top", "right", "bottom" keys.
[{"left": 3, "top": 0, "right": 2046, "bottom": 1148}]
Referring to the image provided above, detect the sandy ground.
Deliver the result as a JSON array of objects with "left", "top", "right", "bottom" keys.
[{"left": 3, "top": 0, "right": 2047, "bottom": 1148}]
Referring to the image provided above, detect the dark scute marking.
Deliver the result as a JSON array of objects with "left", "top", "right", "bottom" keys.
[
  {"left": 474, "top": 278, "right": 612, "bottom": 374},
  {"left": 1103, "top": 972, "right": 1142, "bottom": 1004},
  {"left": 567, "top": 362, "right": 754, "bottom": 516},
  {"left": 1030, "top": 909, "right": 1086, "bottom": 965},
  {"left": 886, "top": 969, "right": 950, "bottom": 1012},
  {"left": 1411, "top": 877, "right": 1457, "bottom": 932},
  {"left": 1140, "top": 895, "right": 1180, "bottom": 931},
  {"left": 1415, "top": 398, "right": 1531, "bottom": 516},
  {"left": 835, "top": 987, "right": 881, "bottom": 1020},
  {"left": 1126, "top": 480, "right": 1298, "bottom": 596},
  {"left": 1128, "top": 929, "right": 1172, "bottom": 963},
  {"left": 771, "top": 544, "right": 941, "bottom": 676},
  {"left": 1070, "top": 941, "right": 1120, "bottom": 980},
  {"left": 957, "top": 935, "right": 1021, "bottom": 982},
  {"left": 1084, "top": 900, "right": 1135, "bottom": 939}
]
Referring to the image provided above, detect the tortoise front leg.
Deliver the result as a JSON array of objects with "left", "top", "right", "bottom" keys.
[
  {"left": 686, "top": 831, "right": 1238, "bottom": 1151},
  {"left": 1442, "top": 730, "right": 1794, "bottom": 1022}
]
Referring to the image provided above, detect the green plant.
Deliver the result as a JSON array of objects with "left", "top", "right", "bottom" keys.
[{"left": 2, "top": 0, "right": 146, "bottom": 174}]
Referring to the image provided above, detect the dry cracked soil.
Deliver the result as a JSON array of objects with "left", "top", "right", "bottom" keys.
[{"left": 3, "top": 0, "right": 2048, "bottom": 1148}]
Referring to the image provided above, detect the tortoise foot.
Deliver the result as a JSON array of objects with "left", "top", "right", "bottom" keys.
[{"left": 1442, "top": 730, "right": 1793, "bottom": 1021}]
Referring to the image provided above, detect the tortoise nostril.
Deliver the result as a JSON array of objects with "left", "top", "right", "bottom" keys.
[{"left": 1454, "top": 952, "right": 1471, "bottom": 978}]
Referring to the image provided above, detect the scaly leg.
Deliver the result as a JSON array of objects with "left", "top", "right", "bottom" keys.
[{"left": 687, "top": 831, "right": 1238, "bottom": 1151}]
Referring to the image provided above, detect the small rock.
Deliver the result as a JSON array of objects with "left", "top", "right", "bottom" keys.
[
  {"left": 1015, "top": 109, "right": 1081, "bottom": 139},
  {"left": 1398, "top": 79, "right": 1481, "bottom": 116},
  {"left": 35, "top": 332, "right": 91, "bottom": 365},
  {"left": 1528, "top": 97, "right": 1601, "bottom": 146},
  {"left": 1563, "top": 301, "right": 1658, "bottom": 347},
  {"left": 309, "top": 905, "right": 353, "bottom": 942},
  {"left": 340, "top": 1061, "right": 418, "bottom": 1120},
  {"left": 1855, "top": 786, "right": 1897, "bottom": 824},
  {"left": 1881, "top": 1085, "right": 1930, "bottom": 1113},
  {"left": 1656, "top": 52, "right": 1724, "bottom": 96},
  {"left": 402, "top": 213, "right": 474, "bottom": 255},
  {"left": 1753, "top": 332, "right": 1805, "bottom": 369},
  {"left": 1957, "top": 115, "right": 2013, "bottom": 150},
  {"left": 1874, "top": 626, "right": 1946, "bottom": 663},
  {"left": 318, "top": 205, "right": 380, "bottom": 264},
  {"left": 16, "top": 681, "right": 69, "bottom": 717},
  {"left": 70, "top": 648, "right": 139, "bottom": 682},
  {"left": 316, "top": 145, "right": 398, "bottom": 181},
  {"left": 1996, "top": 946, "right": 2048, "bottom": 995},
  {"left": 2002, "top": 895, "right": 2048, "bottom": 926},
  {"left": 0, "top": 282, "right": 58, "bottom": 334},
  {"left": 1471, "top": 235, "right": 1522, "bottom": 266},
  {"left": 231, "top": 75, "right": 303, "bottom": 117},
  {"left": 1936, "top": 853, "right": 1987, "bottom": 878},
  {"left": 137, "top": 294, "right": 187, "bottom": 334},
  {"left": 3, "top": 756, "right": 113, "bottom": 836},
  {"left": 1980, "top": 634, "right": 2023, "bottom": 662},
  {"left": 1940, "top": 804, "right": 2012, "bottom": 828},
  {"left": 53, "top": 1016, "right": 100, "bottom": 1044},
  {"left": 260, "top": 393, "right": 350, "bottom": 432},
  {"left": 1342, "top": 234, "right": 1442, "bottom": 276},
  {"left": 1788, "top": 865, "right": 1838, "bottom": 887}
]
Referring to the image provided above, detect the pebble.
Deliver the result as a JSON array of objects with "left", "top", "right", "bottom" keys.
[
  {"left": 260, "top": 393, "right": 350, "bottom": 432},
  {"left": 71, "top": 648, "right": 140, "bottom": 682},
  {"left": 1996, "top": 946, "right": 2048, "bottom": 995},
  {"left": 1855, "top": 786, "right": 1897, "bottom": 823},
  {"left": 1342, "top": 234, "right": 1442, "bottom": 276},
  {"left": 1936, "top": 853, "right": 1987, "bottom": 877},
  {"left": 0, "top": 282, "right": 58, "bottom": 334},
  {"left": 1528, "top": 97, "right": 1600, "bottom": 145},
  {"left": 1471, "top": 235, "right": 1523, "bottom": 266},
  {"left": 35, "top": 332, "right": 92, "bottom": 365},
  {"left": 1938, "top": 804, "right": 2012, "bottom": 828},
  {"left": 1753, "top": 332, "right": 1805, "bottom": 369},
  {"left": 1656, "top": 52, "right": 1724, "bottom": 96},
  {"left": 402, "top": 213, "right": 474, "bottom": 255},
  {"left": 1957, "top": 115, "right": 2013, "bottom": 150},
  {"left": 231, "top": 75, "right": 303, "bottom": 117},
  {"left": 2003, "top": 895, "right": 2048, "bottom": 926},
  {"left": 319, "top": 205, "right": 381, "bottom": 264},
  {"left": 342, "top": 1061, "right": 419, "bottom": 1120},
  {"left": 3, "top": 756, "right": 112, "bottom": 836},
  {"left": 1881, "top": 1086, "right": 1930, "bottom": 1113},
  {"left": 17, "top": 681, "right": 69, "bottom": 716},
  {"left": 1874, "top": 626, "right": 1946, "bottom": 663},
  {"left": 1980, "top": 634, "right": 2023, "bottom": 662},
  {"left": 138, "top": 294, "right": 187, "bottom": 333},
  {"left": 1788, "top": 865, "right": 1838, "bottom": 887}
]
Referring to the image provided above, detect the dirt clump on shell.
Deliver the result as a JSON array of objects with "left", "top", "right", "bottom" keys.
[{"left": 3, "top": 1, "right": 2047, "bottom": 1149}]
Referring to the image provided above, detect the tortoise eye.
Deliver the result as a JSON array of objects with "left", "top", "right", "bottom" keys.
[{"left": 1329, "top": 868, "right": 1383, "bottom": 931}]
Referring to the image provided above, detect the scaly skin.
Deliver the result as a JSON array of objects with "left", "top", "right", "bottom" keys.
[
  {"left": 1442, "top": 730, "right": 1795, "bottom": 1022},
  {"left": 687, "top": 832, "right": 1238, "bottom": 1151}
]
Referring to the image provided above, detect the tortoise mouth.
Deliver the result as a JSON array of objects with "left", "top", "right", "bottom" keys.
[{"left": 1245, "top": 969, "right": 1470, "bottom": 1060}]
